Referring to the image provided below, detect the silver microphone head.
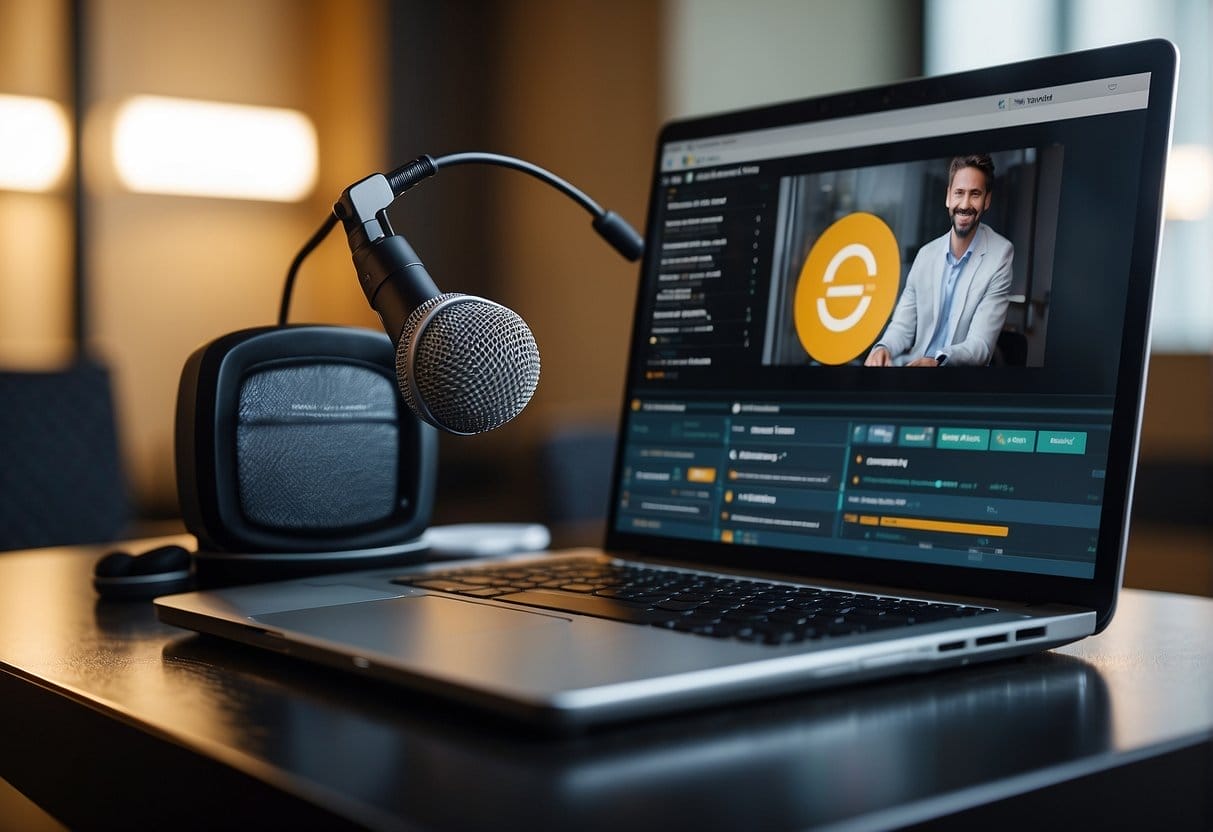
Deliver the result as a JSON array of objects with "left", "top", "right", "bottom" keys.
[{"left": 396, "top": 293, "right": 540, "bottom": 435}]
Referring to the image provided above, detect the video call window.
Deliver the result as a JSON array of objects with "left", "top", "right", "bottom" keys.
[{"left": 761, "top": 147, "right": 1063, "bottom": 369}]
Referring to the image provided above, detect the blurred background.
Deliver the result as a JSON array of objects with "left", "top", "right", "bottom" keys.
[{"left": 0, "top": 0, "right": 1208, "bottom": 597}]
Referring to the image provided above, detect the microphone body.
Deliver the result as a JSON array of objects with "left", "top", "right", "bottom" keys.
[{"left": 339, "top": 174, "right": 540, "bottom": 435}]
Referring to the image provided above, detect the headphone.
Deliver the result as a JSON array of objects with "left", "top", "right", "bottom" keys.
[{"left": 93, "top": 544, "right": 193, "bottom": 601}]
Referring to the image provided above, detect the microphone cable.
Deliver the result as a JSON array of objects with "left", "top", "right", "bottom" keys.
[
  {"left": 277, "top": 152, "right": 642, "bottom": 326},
  {"left": 277, "top": 212, "right": 338, "bottom": 326}
]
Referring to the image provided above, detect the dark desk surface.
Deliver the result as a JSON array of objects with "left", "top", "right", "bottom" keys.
[{"left": 1, "top": 540, "right": 1211, "bottom": 831}]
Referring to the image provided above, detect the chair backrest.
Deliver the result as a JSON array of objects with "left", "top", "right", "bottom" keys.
[
  {"left": 994, "top": 329, "right": 1029, "bottom": 367},
  {"left": 0, "top": 361, "right": 131, "bottom": 551}
]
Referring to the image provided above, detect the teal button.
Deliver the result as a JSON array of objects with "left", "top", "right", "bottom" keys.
[
  {"left": 936, "top": 427, "right": 990, "bottom": 450},
  {"left": 898, "top": 426, "right": 935, "bottom": 447},
  {"left": 1038, "top": 430, "right": 1087, "bottom": 454},
  {"left": 991, "top": 429, "right": 1036, "bottom": 453}
]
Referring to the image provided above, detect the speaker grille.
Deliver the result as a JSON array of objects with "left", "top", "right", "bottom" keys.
[
  {"left": 398, "top": 293, "right": 540, "bottom": 434},
  {"left": 236, "top": 363, "right": 399, "bottom": 530}
]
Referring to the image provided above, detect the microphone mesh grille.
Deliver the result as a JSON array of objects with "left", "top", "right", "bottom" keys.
[{"left": 397, "top": 293, "right": 540, "bottom": 434}]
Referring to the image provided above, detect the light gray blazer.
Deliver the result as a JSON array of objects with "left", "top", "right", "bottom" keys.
[{"left": 875, "top": 224, "right": 1014, "bottom": 366}]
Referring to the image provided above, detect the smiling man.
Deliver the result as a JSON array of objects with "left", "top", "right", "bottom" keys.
[{"left": 865, "top": 154, "right": 1014, "bottom": 367}]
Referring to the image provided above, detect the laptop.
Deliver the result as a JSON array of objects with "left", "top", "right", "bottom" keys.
[{"left": 157, "top": 39, "right": 1177, "bottom": 731}]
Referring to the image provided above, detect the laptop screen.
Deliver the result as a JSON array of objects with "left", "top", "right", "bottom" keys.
[{"left": 608, "top": 42, "right": 1176, "bottom": 588}]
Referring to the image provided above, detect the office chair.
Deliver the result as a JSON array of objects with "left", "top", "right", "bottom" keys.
[
  {"left": 994, "top": 329, "right": 1029, "bottom": 367},
  {"left": 0, "top": 360, "right": 131, "bottom": 551}
]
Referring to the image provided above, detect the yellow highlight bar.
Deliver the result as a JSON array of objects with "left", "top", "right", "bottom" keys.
[
  {"left": 687, "top": 467, "right": 717, "bottom": 483},
  {"left": 880, "top": 516, "right": 1009, "bottom": 537},
  {"left": 859, "top": 515, "right": 879, "bottom": 526}
]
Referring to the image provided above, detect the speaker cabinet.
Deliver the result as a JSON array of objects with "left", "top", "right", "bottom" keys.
[{"left": 176, "top": 326, "right": 436, "bottom": 579}]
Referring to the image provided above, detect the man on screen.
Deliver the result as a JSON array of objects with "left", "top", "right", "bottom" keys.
[{"left": 865, "top": 154, "right": 1013, "bottom": 367}]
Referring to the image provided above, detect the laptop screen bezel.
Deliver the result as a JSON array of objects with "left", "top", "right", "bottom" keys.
[{"left": 603, "top": 39, "right": 1178, "bottom": 631}]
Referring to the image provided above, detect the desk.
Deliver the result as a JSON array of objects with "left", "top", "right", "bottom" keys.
[{"left": 0, "top": 541, "right": 1210, "bottom": 831}]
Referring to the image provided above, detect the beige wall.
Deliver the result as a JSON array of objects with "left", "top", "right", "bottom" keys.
[
  {"left": 0, "top": 0, "right": 73, "bottom": 367},
  {"left": 664, "top": 0, "right": 922, "bottom": 118},
  {"left": 1140, "top": 355, "right": 1213, "bottom": 459},
  {"left": 0, "top": 196, "right": 74, "bottom": 366}
]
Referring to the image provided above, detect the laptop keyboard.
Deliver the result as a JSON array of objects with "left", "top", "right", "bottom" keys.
[{"left": 393, "top": 558, "right": 996, "bottom": 646}]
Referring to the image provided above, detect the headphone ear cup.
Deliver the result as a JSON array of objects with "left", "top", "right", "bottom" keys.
[
  {"left": 128, "top": 545, "right": 191, "bottom": 575},
  {"left": 94, "top": 550, "right": 136, "bottom": 578},
  {"left": 93, "top": 545, "right": 193, "bottom": 601}
]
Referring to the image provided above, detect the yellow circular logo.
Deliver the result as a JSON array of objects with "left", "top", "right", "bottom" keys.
[{"left": 793, "top": 212, "right": 900, "bottom": 365}]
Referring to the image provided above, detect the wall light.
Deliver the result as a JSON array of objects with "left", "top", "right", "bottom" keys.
[
  {"left": 1164, "top": 144, "right": 1213, "bottom": 222},
  {"left": 112, "top": 96, "right": 318, "bottom": 202},
  {"left": 0, "top": 95, "right": 71, "bottom": 192}
]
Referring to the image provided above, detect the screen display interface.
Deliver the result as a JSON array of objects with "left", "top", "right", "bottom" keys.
[{"left": 614, "top": 72, "right": 1155, "bottom": 580}]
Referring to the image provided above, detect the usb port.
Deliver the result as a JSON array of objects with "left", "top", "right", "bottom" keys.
[
  {"left": 938, "top": 640, "right": 965, "bottom": 652},
  {"left": 975, "top": 633, "right": 1008, "bottom": 646},
  {"left": 1016, "top": 626, "right": 1047, "bottom": 641}
]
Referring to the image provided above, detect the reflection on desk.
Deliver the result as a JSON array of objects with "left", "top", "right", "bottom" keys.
[
  {"left": 0, "top": 543, "right": 1210, "bottom": 830},
  {"left": 162, "top": 635, "right": 1110, "bottom": 831}
]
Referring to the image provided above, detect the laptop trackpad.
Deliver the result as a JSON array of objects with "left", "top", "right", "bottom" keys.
[{"left": 254, "top": 594, "right": 569, "bottom": 656}]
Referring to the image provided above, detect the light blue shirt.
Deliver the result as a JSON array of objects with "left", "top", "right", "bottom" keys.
[{"left": 922, "top": 245, "right": 973, "bottom": 360}]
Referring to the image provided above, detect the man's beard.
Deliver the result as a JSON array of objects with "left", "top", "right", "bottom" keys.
[{"left": 951, "top": 207, "right": 980, "bottom": 237}]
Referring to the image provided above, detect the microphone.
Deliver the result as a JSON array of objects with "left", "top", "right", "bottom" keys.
[
  {"left": 397, "top": 293, "right": 539, "bottom": 435},
  {"left": 333, "top": 170, "right": 539, "bottom": 434},
  {"left": 282, "top": 152, "right": 643, "bottom": 435}
]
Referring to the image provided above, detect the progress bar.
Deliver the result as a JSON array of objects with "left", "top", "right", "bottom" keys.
[{"left": 879, "top": 516, "right": 1009, "bottom": 537}]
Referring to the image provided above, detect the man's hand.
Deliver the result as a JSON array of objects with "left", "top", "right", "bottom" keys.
[
  {"left": 864, "top": 346, "right": 892, "bottom": 367},
  {"left": 906, "top": 356, "right": 940, "bottom": 367}
]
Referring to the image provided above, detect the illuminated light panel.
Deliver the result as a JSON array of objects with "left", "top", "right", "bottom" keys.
[
  {"left": 0, "top": 95, "right": 70, "bottom": 192},
  {"left": 112, "top": 96, "right": 318, "bottom": 202},
  {"left": 1164, "top": 144, "right": 1213, "bottom": 222}
]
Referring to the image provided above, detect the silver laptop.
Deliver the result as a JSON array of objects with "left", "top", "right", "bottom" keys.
[{"left": 157, "top": 40, "right": 1177, "bottom": 731}]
